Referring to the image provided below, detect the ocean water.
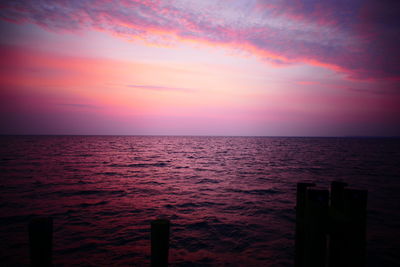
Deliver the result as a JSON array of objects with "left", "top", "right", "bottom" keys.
[{"left": 0, "top": 136, "right": 399, "bottom": 266}]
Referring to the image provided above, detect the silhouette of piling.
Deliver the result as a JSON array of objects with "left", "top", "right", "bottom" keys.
[
  {"left": 295, "top": 182, "right": 315, "bottom": 267},
  {"left": 329, "top": 181, "right": 348, "bottom": 267},
  {"left": 151, "top": 219, "right": 170, "bottom": 267},
  {"left": 28, "top": 217, "right": 53, "bottom": 267},
  {"left": 330, "top": 181, "right": 348, "bottom": 210},
  {"left": 339, "top": 189, "right": 368, "bottom": 267},
  {"left": 304, "top": 188, "right": 329, "bottom": 267},
  {"left": 296, "top": 181, "right": 367, "bottom": 267}
]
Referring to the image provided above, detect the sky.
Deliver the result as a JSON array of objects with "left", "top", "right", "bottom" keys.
[{"left": 0, "top": 0, "right": 399, "bottom": 136}]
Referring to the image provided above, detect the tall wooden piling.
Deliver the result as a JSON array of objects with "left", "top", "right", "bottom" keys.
[
  {"left": 151, "top": 219, "right": 170, "bottom": 267},
  {"left": 341, "top": 189, "right": 368, "bottom": 267},
  {"left": 295, "top": 182, "right": 315, "bottom": 267},
  {"left": 29, "top": 217, "right": 53, "bottom": 267},
  {"left": 330, "top": 181, "right": 348, "bottom": 210},
  {"left": 329, "top": 181, "right": 348, "bottom": 267},
  {"left": 304, "top": 188, "right": 329, "bottom": 267}
]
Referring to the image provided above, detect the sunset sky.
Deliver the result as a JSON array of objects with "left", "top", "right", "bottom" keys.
[{"left": 0, "top": 0, "right": 399, "bottom": 136}]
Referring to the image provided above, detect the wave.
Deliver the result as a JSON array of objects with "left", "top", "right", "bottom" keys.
[
  {"left": 226, "top": 188, "right": 282, "bottom": 195},
  {"left": 108, "top": 162, "right": 168, "bottom": 168}
]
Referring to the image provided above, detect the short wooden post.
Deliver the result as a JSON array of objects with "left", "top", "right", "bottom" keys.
[
  {"left": 295, "top": 182, "right": 315, "bottom": 267},
  {"left": 29, "top": 217, "right": 53, "bottom": 267},
  {"left": 151, "top": 219, "right": 170, "bottom": 267},
  {"left": 304, "top": 189, "right": 329, "bottom": 267},
  {"left": 329, "top": 181, "right": 348, "bottom": 267}
]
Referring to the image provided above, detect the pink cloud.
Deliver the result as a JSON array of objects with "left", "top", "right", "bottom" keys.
[
  {"left": 127, "top": 84, "right": 195, "bottom": 93},
  {"left": 296, "top": 81, "right": 320, "bottom": 86},
  {"left": 0, "top": 0, "right": 398, "bottom": 84}
]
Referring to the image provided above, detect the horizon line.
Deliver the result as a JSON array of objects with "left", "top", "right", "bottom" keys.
[{"left": 0, "top": 134, "right": 399, "bottom": 138}]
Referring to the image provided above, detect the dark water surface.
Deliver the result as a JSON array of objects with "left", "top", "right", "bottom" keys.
[{"left": 0, "top": 136, "right": 399, "bottom": 266}]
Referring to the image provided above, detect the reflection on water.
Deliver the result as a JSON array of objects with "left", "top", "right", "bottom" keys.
[{"left": 0, "top": 136, "right": 399, "bottom": 266}]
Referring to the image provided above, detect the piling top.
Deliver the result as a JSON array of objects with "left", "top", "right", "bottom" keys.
[
  {"left": 151, "top": 219, "right": 170, "bottom": 226},
  {"left": 29, "top": 217, "right": 53, "bottom": 231},
  {"left": 296, "top": 183, "right": 315, "bottom": 202},
  {"left": 296, "top": 182, "right": 316, "bottom": 217},
  {"left": 297, "top": 182, "right": 316, "bottom": 190},
  {"left": 30, "top": 217, "right": 53, "bottom": 224}
]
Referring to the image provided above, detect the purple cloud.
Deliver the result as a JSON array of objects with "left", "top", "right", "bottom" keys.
[{"left": 0, "top": 0, "right": 398, "bottom": 83}]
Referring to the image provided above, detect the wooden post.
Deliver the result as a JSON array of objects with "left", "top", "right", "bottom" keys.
[
  {"left": 304, "top": 188, "right": 329, "bottom": 267},
  {"left": 331, "top": 181, "right": 348, "bottom": 210},
  {"left": 329, "top": 181, "right": 348, "bottom": 267},
  {"left": 341, "top": 189, "right": 368, "bottom": 267},
  {"left": 29, "top": 217, "right": 53, "bottom": 267},
  {"left": 151, "top": 219, "right": 170, "bottom": 267},
  {"left": 295, "top": 182, "right": 315, "bottom": 267}
]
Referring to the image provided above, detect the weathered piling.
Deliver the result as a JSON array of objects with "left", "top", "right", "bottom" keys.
[
  {"left": 28, "top": 217, "right": 53, "bottom": 267},
  {"left": 151, "top": 219, "right": 170, "bottom": 267},
  {"left": 296, "top": 181, "right": 367, "bottom": 267},
  {"left": 330, "top": 181, "right": 348, "bottom": 210},
  {"left": 340, "top": 189, "right": 368, "bottom": 267},
  {"left": 304, "top": 188, "right": 329, "bottom": 267},
  {"left": 329, "top": 181, "right": 348, "bottom": 267},
  {"left": 295, "top": 182, "right": 315, "bottom": 267}
]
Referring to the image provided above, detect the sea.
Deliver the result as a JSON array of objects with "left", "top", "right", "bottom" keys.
[{"left": 0, "top": 136, "right": 399, "bottom": 266}]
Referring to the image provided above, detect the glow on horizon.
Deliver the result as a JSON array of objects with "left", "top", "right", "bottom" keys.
[{"left": 0, "top": 0, "right": 399, "bottom": 136}]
